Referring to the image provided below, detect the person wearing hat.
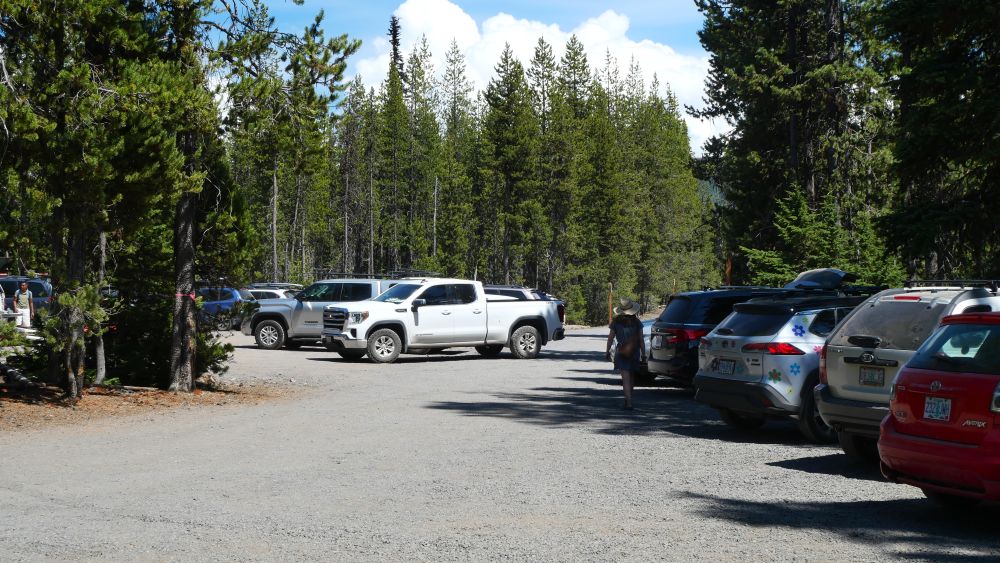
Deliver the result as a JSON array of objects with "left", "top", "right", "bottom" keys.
[{"left": 606, "top": 297, "right": 644, "bottom": 410}]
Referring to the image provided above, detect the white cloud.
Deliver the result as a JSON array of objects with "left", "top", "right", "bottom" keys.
[{"left": 353, "top": 0, "right": 726, "bottom": 154}]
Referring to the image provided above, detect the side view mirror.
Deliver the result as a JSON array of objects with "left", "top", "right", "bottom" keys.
[{"left": 411, "top": 298, "right": 426, "bottom": 312}]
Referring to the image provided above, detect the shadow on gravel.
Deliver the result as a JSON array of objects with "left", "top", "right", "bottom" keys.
[
  {"left": 684, "top": 491, "right": 1000, "bottom": 560},
  {"left": 427, "top": 384, "right": 831, "bottom": 446},
  {"left": 768, "top": 453, "right": 885, "bottom": 483}
]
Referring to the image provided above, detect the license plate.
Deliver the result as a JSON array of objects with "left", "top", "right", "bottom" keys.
[
  {"left": 859, "top": 366, "right": 884, "bottom": 387},
  {"left": 923, "top": 396, "right": 952, "bottom": 421},
  {"left": 652, "top": 335, "right": 662, "bottom": 348},
  {"left": 717, "top": 359, "right": 736, "bottom": 376}
]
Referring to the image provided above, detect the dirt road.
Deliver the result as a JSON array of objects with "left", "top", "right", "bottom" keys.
[{"left": 1, "top": 329, "right": 996, "bottom": 561}]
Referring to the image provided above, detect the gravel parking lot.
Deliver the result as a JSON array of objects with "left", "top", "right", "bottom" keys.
[{"left": 1, "top": 328, "right": 998, "bottom": 561}]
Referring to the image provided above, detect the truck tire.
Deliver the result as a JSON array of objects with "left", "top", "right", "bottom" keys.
[
  {"left": 337, "top": 350, "right": 367, "bottom": 361},
  {"left": 367, "top": 328, "right": 401, "bottom": 363},
  {"left": 798, "top": 382, "right": 837, "bottom": 444},
  {"left": 718, "top": 408, "right": 765, "bottom": 430},
  {"left": 254, "top": 320, "right": 285, "bottom": 350},
  {"left": 510, "top": 326, "right": 541, "bottom": 359},
  {"left": 475, "top": 344, "right": 504, "bottom": 358}
]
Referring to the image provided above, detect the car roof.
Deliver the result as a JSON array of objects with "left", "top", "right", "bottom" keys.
[{"left": 736, "top": 294, "right": 868, "bottom": 314}]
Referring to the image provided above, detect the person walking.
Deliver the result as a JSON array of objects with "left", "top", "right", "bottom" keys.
[
  {"left": 13, "top": 281, "right": 33, "bottom": 328},
  {"left": 606, "top": 297, "right": 644, "bottom": 410}
]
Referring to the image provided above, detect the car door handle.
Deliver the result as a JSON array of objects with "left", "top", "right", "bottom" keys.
[
  {"left": 441, "top": 311, "right": 451, "bottom": 315},
  {"left": 473, "top": 309, "right": 482, "bottom": 314}
]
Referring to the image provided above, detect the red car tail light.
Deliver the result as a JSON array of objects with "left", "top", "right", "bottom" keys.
[
  {"left": 741, "top": 342, "right": 805, "bottom": 355},
  {"left": 819, "top": 343, "right": 828, "bottom": 384}
]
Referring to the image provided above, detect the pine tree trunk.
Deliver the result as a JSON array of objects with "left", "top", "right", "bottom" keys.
[
  {"left": 169, "top": 191, "right": 196, "bottom": 392},
  {"left": 271, "top": 159, "right": 279, "bottom": 282},
  {"left": 93, "top": 231, "right": 107, "bottom": 385}
]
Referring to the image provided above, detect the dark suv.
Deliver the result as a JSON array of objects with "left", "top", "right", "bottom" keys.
[
  {"left": 648, "top": 287, "right": 787, "bottom": 384},
  {"left": 1, "top": 276, "right": 54, "bottom": 312}
]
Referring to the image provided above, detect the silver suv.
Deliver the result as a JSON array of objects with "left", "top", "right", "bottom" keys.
[
  {"left": 242, "top": 278, "right": 395, "bottom": 350},
  {"left": 816, "top": 282, "right": 1000, "bottom": 460},
  {"left": 694, "top": 293, "right": 868, "bottom": 443}
]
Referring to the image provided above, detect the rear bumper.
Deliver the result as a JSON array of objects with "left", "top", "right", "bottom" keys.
[
  {"left": 879, "top": 417, "right": 1000, "bottom": 500},
  {"left": 647, "top": 353, "right": 697, "bottom": 382},
  {"left": 814, "top": 384, "right": 887, "bottom": 439},
  {"left": 693, "top": 373, "right": 797, "bottom": 416}
]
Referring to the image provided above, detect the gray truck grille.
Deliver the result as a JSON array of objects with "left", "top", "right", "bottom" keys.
[{"left": 323, "top": 309, "right": 348, "bottom": 331}]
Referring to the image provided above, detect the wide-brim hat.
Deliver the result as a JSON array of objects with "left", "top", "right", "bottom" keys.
[{"left": 614, "top": 297, "right": 640, "bottom": 316}]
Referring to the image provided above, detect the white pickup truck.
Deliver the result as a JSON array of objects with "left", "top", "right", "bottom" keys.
[{"left": 321, "top": 278, "right": 565, "bottom": 362}]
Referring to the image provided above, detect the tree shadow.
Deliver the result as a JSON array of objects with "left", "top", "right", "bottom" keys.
[
  {"left": 684, "top": 490, "right": 1000, "bottom": 560},
  {"left": 426, "top": 384, "right": 833, "bottom": 446}
]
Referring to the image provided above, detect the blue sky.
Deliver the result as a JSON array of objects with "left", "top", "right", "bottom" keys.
[{"left": 264, "top": 0, "right": 717, "bottom": 151}]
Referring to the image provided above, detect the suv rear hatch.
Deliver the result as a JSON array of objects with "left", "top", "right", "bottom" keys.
[
  {"left": 826, "top": 293, "right": 954, "bottom": 403},
  {"left": 700, "top": 304, "right": 795, "bottom": 383},
  {"left": 893, "top": 317, "right": 1000, "bottom": 446}
]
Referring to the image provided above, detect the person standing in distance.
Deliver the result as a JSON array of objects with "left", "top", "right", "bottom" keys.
[
  {"left": 606, "top": 297, "right": 644, "bottom": 410},
  {"left": 13, "top": 281, "right": 34, "bottom": 328}
]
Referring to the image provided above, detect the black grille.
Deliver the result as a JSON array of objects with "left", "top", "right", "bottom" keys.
[{"left": 324, "top": 308, "right": 348, "bottom": 331}]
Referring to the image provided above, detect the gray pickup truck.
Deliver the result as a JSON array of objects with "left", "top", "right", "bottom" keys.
[{"left": 242, "top": 278, "right": 395, "bottom": 349}]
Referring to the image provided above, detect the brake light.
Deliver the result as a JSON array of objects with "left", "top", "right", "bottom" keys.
[
  {"left": 741, "top": 342, "right": 805, "bottom": 355},
  {"left": 992, "top": 383, "right": 1000, "bottom": 413},
  {"left": 819, "top": 343, "right": 828, "bottom": 384},
  {"left": 894, "top": 295, "right": 921, "bottom": 301},
  {"left": 700, "top": 338, "right": 711, "bottom": 347}
]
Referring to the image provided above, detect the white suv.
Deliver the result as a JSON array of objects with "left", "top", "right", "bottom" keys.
[{"left": 816, "top": 283, "right": 1000, "bottom": 460}]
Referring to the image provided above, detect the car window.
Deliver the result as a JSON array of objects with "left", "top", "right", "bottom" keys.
[
  {"left": 298, "top": 283, "right": 340, "bottom": 302},
  {"left": 250, "top": 290, "right": 266, "bottom": 300},
  {"left": 374, "top": 284, "right": 419, "bottom": 303},
  {"left": 418, "top": 285, "right": 449, "bottom": 305},
  {"left": 703, "top": 297, "right": 747, "bottom": 324},
  {"left": 808, "top": 309, "right": 838, "bottom": 337},
  {"left": 658, "top": 296, "right": 691, "bottom": 323},
  {"left": 452, "top": 284, "right": 478, "bottom": 304},
  {"left": 341, "top": 283, "right": 373, "bottom": 301},
  {"left": 27, "top": 281, "right": 49, "bottom": 297},
  {"left": 909, "top": 324, "right": 1000, "bottom": 374},
  {"left": 0, "top": 281, "right": 16, "bottom": 295},
  {"left": 829, "top": 299, "right": 947, "bottom": 350},
  {"left": 238, "top": 290, "right": 254, "bottom": 300},
  {"left": 715, "top": 311, "right": 793, "bottom": 337}
]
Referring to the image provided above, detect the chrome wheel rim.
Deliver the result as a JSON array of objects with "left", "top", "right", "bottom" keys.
[
  {"left": 259, "top": 325, "right": 279, "bottom": 346},
  {"left": 373, "top": 335, "right": 395, "bottom": 358},
  {"left": 517, "top": 332, "right": 537, "bottom": 354}
]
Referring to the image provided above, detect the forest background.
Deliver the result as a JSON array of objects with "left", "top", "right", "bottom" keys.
[{"left": 1, "top": 0, "right": 997, "bottom": 391}]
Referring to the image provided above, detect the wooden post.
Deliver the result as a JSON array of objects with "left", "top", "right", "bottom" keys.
[{"left": 607, "top": 282, "right": 614, "bottom": 326}]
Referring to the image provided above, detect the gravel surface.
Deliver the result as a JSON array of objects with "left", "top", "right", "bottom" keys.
[{"left": 1, "top": 327, "right": 997, "bottom": 561}]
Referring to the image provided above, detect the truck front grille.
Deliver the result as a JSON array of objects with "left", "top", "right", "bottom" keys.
[{"left": 323, "top": 308, "right": 348, "bottom": 331}]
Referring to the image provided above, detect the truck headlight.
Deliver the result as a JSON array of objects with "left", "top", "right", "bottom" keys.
[{"left": 350, "top": 311, "right": 369, "bottom": 323}]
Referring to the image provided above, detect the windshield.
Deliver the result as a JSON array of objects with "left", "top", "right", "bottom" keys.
[
  {"left": 714, "top": 310, "right": 792, "bottom": 337},
  {"left": 908, "top": 323, "right": 1000, "bottom": 374},
  {"left": 374, "top": 284, "right": 420, "bottom": 304},
  {"left": 830, "top": 299, "right": 947, "bottom": 350}
]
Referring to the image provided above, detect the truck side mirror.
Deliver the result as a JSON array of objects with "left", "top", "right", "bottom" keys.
[{"left": 411, "top": 298, "right": 426, "bottom": 312}]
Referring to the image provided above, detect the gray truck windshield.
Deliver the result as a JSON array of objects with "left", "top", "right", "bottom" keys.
[{"left": 374, "top": 284, "right": 420, "bottom": 303}]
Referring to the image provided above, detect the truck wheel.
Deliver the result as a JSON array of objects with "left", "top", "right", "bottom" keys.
[
  {"left": 337, "top": 350, "right": 367, "bottom": 361},
  {"left": 510, "top": 326, "right": 541, "bottom": 359},
  {"left": 475, "top": 344, "right": 503, "bottom": 358},
  {"left": 838, "top": 432, "right": 879, "bottom": 462},
  {"left": 798, "top": 385, "right": 837, "bottom": 444},
  {"left": 367, "top": 329, "right": 401, "bottom": 363},
  {"left": 254, "top": 320, "right": 285, "bottom": 350},
  {"left": 718, "top": 408, "right": 765, "bottom": 430}
]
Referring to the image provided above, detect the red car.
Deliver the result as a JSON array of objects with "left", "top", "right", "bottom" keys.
[{"left": 879, "top": 312, "right": 1000, "bottom": 507}]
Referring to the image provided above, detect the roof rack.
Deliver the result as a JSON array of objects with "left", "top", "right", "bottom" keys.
[
  {"left": 904, "top": 279, "right": 1000, "bottom": 291},
  {"left": 710, "top": 285, "right": 780, "bottom": 290}
]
